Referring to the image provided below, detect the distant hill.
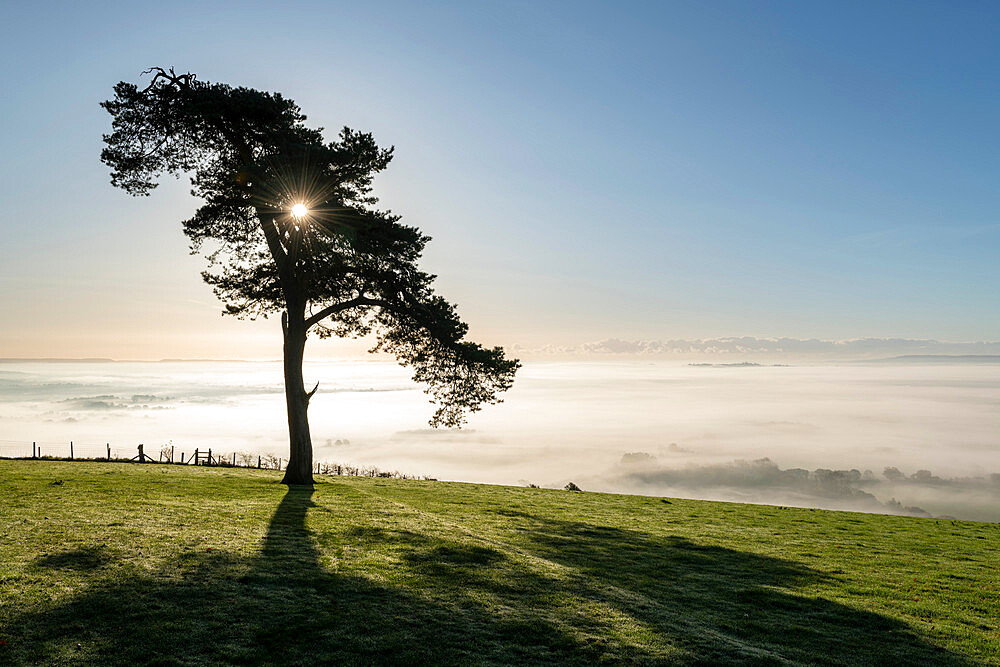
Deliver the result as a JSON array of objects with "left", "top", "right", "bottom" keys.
[
  {"left": 689, "top": 362, "right": 790, "bottom": 367},
  {"left": 0, "top": 358, "right": 254, "bottom": 363},
  {"left": 0, "top": 357, "right": 115, "bottom": 363},
  {"left": 858, "top": 355, "right": 1000, "bottom": 364}
]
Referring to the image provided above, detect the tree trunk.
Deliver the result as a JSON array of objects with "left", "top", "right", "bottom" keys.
[{"left": 281, "top": 303, "right": 314, "bottom": 485}]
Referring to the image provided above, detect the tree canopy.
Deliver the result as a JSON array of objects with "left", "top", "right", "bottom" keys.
[{"left": 101, "top": 68, "right": 518, "bottom": 437}]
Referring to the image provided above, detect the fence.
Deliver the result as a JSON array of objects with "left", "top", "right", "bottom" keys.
[
  {"left": 0, "top": 440, "right": 129, "bottom": 461},
  {"left": 0, "top": 440, "right": 288, "bottom": 469},
  {"left": 0, "top": 440, "right": 430, "bottom": 479}
]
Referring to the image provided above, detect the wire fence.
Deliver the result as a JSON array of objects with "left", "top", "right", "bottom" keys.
[
  {"left": 0, "top": 440, "right": 433, "bottom": 480},
  {"left": 0, "top": 440, "right": 133, "bottom": 461}
]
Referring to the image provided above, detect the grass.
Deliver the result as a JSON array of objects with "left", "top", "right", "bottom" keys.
[{"left": 0, "top": 461, "right": 997, "bottom": 665}]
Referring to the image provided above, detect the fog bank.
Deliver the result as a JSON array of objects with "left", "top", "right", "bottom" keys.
[{"left": 1, "top": 360, "right": 997, "bottom": 521}]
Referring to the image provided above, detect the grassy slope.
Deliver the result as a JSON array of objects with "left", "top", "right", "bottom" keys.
[{"left": 0, "top": 461, "right": 997, "bottom": 665}]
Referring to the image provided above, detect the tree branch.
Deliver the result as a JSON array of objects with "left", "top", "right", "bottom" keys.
[
  {"left": 304, "top": 296, "right": 387, "bottom": 330},
  {"left": 257, "top": 211, "right": 291, "bottom": 282},
  {"left": 140, "top": 66, "right": 194, "bottom": 93}
]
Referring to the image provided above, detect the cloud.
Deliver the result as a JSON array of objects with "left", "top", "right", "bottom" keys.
[
  {"left": 59, "top": 395, "right": 172, "bottom": 411},
  {"left": 536, "top": 337, "right": 1000, "bottom": 358},
  {"left": 390, "top": 429, "right": 502, "bottom": 444},
  {"left": 4, "top": 359, "right": 999, "bottom": 522}
]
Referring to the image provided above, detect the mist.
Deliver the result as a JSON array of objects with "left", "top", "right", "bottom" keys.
[{"left": 1, "top": 359, "right": 997, "bottom": 521}]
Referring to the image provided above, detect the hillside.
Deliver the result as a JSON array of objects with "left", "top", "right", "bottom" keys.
[{"left": 0, "top": 461, "right": 997, "bottom": 665}]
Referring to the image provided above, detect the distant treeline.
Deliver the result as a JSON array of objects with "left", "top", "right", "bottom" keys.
[{"left": 614, "top": 455, "right": 1000, "bottom": 519}]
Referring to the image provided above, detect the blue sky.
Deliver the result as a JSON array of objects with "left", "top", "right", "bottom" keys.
[{"left": 0, "top": 1, "right": 997, "bottom": 357}]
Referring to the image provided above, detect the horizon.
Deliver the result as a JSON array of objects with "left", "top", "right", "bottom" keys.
[{"left": 3, "top": 335, "right": 1000, "bottom": 363}]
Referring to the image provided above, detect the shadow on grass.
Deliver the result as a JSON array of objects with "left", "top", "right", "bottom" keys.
[
  {"left": 5, "top": 486, "right": 967, "bottom": 665},
  {"left": 35, "top": 546, "right": 113, "bottom": 571}
]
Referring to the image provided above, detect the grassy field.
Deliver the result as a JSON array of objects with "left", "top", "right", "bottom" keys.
[{"left": 0, "top": 461, "right": 997, "bottom": 665}]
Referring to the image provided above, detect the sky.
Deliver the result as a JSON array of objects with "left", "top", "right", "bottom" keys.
[{"left": 1, "top": 1, "right": 998, "bottom": 359}]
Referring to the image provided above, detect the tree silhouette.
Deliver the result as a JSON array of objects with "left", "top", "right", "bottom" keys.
[{"left": 101, "top": 68, "right": 519, "bottom": 484}]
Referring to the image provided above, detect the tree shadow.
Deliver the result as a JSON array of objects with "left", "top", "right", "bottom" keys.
[
  {"left": 3, "top": 486, "right": 969, "bottom": 665},
  {"left": 513, "top": 519, "right": 957, "bottom": 664},
  {"left": 34, "top": 546, "right": 113, "bottom": 571}
]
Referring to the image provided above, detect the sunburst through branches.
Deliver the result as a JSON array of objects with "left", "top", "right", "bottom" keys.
[{"left": 250, "top": 151, "right": 355, "bottom": 239}]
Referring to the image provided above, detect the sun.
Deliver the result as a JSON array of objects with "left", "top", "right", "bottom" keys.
[{"left": 290, "top": 203, "right": 308, "bottom": 219}]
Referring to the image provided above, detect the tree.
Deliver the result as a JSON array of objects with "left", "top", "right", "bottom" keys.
[
  {"left": 100, "top": 68, "right": 519, "bottom": 485},
  {"left": 883, "top": 467, "right": 904, "bottom": 482}
]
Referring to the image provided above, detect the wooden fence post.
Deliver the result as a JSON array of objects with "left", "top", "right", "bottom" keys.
[
  {"left": 181, "top": 452, "right": 186, "bottom": 464},
  {"left": 171, "top": 445, "right": 175, "bottom": 463},
  {"left": 33, "top": 442, "right": 36, "bottom": 459},
  {"left": 208, "top": 448, "right": 212, "bottom": 465},
  {"left": 257, "top": 455, "right": 261, "bottom": 469},
  {"left": 70, "top": 441, "right": 74, "bottom": 460},
  {"left": 107, "top": 443, "right": 111, "bottom": 459}
]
